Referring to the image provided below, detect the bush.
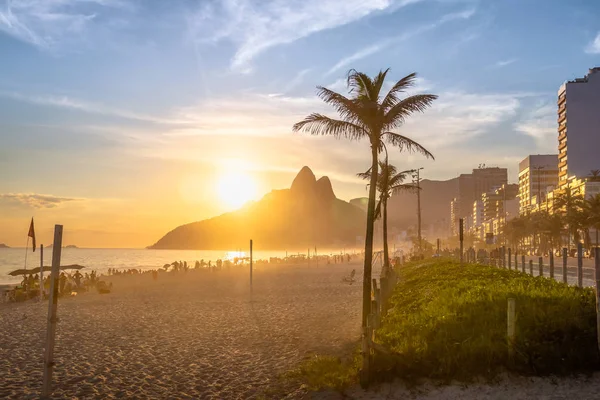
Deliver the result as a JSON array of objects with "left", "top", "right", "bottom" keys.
[{"left": 376, "top": 259, "right": 600, "bottom": 381}]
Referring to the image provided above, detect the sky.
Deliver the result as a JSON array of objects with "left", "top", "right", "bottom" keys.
[{"left": 1, "top": 0, "right": 600, "bottom": 248}]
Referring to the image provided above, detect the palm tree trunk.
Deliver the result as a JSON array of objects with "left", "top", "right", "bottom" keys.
[
  {"left": 362, "top": 145, "right": 378, "bottom": 328},
  {"left": 382, "top": 196, "right": 389, "bottom": 275}
]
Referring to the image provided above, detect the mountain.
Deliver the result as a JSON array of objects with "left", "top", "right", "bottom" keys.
[
  {"left": 0, "top": 243, "right": 9, "bottom": 248},
  {"left": 149, "top": 167, "right": 366, "bottom": 250},
  {"left": 349, "top": 179, "right": 458, "bottom": 226},
  {"left": 386, "top": 177, "right": 458, "bottom": 230}
]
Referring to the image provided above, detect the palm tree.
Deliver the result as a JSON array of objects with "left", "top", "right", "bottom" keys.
[
  {"left": 584, "top": 193, "right": 600, "bottom": 248},
  {"left": 554, "top": 187, "right": 585, "bottom": 250},
  {"left": 589, "top": 170, "right": 600, "bottom": 182},
  {"left": 293, "top": 69, "right": 437, "bottom": 327},
  {"left": 358, "top": 161, "right": 414, "bottom": 275}
]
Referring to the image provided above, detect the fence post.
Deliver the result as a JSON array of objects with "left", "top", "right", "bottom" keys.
[
  {"left": 538, "top": 257, "right": 543, "bottom": 277},
  {"left": 595, "top": 248, "right": 600, "bottom": 353},
  {"left": 508, "top": 248, "right": 512, "bottom": 270},
  {"left": 529, "top": 260, "right": 533, "bottom": 275},
  {"left": 507, "top": 297, "right": 516, "bottom": 363},
  {"left": 563, "top": 247, "right": 568, "bottom": 284},
  {"left": 41, "top": 225, "right": 63, "bottom": 399},
  {"left": 521, "top": 255, "right": 525, "bottom": 273},
  {"left": 578, "top": 243, "right": 583, "bottom": 288},
  {"left": 250, "top": 239, "right": 253, "bottom": 292},
  {"left": 502, "top": 246, "right": 506, "bottom": 268},
  {"left": 360, "top": 327, "right": 369, "bottom": 388},
  {"left": 459, "top": 218, "right": 464, "bottom": 265},
  {"left": 550, "top": 251, "right": 554, "bottom": 279},
  {"left": 515, "top": 251, "right": 518, "bottom": 272}
]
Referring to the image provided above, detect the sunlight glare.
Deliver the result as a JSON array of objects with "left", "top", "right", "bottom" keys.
[{"left": 217, "top": 171, "right": 258, "bottom": 209}]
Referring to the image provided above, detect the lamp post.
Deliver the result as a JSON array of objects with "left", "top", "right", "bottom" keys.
[{"left": 412, "top": 168, "right": 424, "bottom": 257}]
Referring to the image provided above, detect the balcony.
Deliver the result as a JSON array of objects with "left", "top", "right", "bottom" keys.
[
  {"left": 558, "top": 131, "right": 567, "bottom": 141},
  {"left": 558, "top": 140, "right": 567, "bottom": 150},
  {"left": 558, "top": 112, "right": 566, "bottom": 124},
  {"left": 558, "top": 103, "right": 566, "bottom": 114},
  {"left": 559, "top": 159, "right": 567, "bottom": 168}
]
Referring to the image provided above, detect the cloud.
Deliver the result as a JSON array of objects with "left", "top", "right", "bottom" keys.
[
  {"left": 0, "top": 0, "right": 128, "bottom": 48},
  {"left": 491, "top": 58, "right": 517, "bottom": 68},
  {"left": 282, "top": 68, "right": 313, "bottom": 93},
  {"left": 514, "top": 103, "right": 557, "bottom": 151},
  {"left": 0, "top": 91, "right": 185, "bottom": 125},
  {"left": 0, "top": 193, "right": 81, "bottom": 208},
  {"left": 585, "top": 32, "right": 600, "bottom": 54},
  {"left": 326, "top": 8, "right": 476, "bottom": 75},
  {"left": 188, "top": 0, "right": 424, "bottom": 71}
]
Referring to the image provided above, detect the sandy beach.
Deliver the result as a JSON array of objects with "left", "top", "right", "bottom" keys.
[{"left": 0, "top": 261, "right": 366, "bottom": 399}]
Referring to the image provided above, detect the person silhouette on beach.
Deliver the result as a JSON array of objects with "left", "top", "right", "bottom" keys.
[{"left": 59, "top": 272, "right": 67, "bottom": 295}]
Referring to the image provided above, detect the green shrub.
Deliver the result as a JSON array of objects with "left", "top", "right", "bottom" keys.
[{"left": 376, "top": 259, "right": 599, "bottom": 381}]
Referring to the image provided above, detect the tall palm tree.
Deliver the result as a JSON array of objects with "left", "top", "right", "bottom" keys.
[
  {"left": 293, "top": 69, "right": 437, "bottom": 327},
  {"left": 589, "top": 170, "right": 600, "bottom": 182},
  {"left": 358, "top": 161, "right": 414, "bottom": 275},
  {"left": 554, "top": 187, "right": 585, "bottom": 250}
]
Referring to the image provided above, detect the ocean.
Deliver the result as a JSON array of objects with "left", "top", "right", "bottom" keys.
[{"left": 0, "top": 247, "right": 362, "bottom": 285}]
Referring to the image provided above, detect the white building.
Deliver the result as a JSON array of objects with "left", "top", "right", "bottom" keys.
[
  {"left": 558, "top": 67, "right": 600, "bottom": 187},
  {"left": 518, "top": 155, "right": 559, "bottom": 214}
]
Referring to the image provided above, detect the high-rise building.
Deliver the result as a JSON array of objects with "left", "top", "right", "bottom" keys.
[
  {"left": 557, "top": 67, "right": 600, "bottom": 186},
  {"left": 453, "top": 167, "right": 508, "bottom": 221},
  {"left": 518, "top": 155, "right": 559, "bottom": 214}
]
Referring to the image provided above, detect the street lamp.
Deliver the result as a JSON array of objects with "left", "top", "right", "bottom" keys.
[{"left": 411, "top": 167, "right": 424, "bottom": 257}]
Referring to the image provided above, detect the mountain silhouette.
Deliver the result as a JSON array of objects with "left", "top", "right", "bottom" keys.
[{"left": 149, "top": 167, "right": 366, "bottom": 250}]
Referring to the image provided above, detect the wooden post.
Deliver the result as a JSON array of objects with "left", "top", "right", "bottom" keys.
[
  {"left": 507, "top": 298, "right": 516, "bottom": 362},
  {"left": 459, "top": 218, "right": 464, "bottom": 265},
  {"left": 41, "top": 225, "right": 63, "bottom": 399},
  {"left": 502, "top": 246, "right": 506, "bottom": 268},
  {"left": 39, "top": 244, "right": 44, "bottom": 299},
  {"left": 529, "top": 259, "right": 533, "bottom": 275},
  {"left": 578, "top": 242, "right": 583, "bottom": 288},
  {"left": 550, "top": 251, "right": 554, "bottom": 279},
  {"left": 538, "top": 257, "right": 543, "bottom": 277},
  {"left": 563, "top": 247, "right": 568, "bottom": 284},
  {"left": 508, "top": 248, "right": 512, "bottom": 270},
  {"left": 250, "top": 240, "right": 253, "bottom": 291},
  {"left": 521, "top": 255, "right": 525, "bottom": 273},
  {"left": 595, "top": 248, "right": 600, "bottom": 353},
  {"left": 360, "top": 326, "right": 369, "bottom": 388}
]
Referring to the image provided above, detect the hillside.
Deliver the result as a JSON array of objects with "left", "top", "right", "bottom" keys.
[{"left": 149, "top": 167, "right": 366, "bottom": 250}]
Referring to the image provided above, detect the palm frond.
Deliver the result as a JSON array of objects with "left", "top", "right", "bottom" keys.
[
  {"left": 371, "top": 68, "right": 390, "bottom": 102},
  {"left": 391, "top": 183, "right": 418, "bottom": 195},
  {"left": 293, "top": 114, "right": 368, "bottom": 140},
  {"left": 315, "top": 86, "right": 365, "bottom": 125},
  {"left": 383, "top": 94, "right": 438, "bottom": 130},
  {"left": 383, "top": 132, "right": 435, "bottom": 159},
  {"left": 347, "top": 69, "right": 374, "bottom": 100},
  {"left": 381, "top": 72, "right": 418, "bottom": 111}
]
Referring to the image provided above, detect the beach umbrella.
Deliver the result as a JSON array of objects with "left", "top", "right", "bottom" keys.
[
  {"left": 8, "top": 269, "right": 29, "bottom": 276},
  {"left": 26, "top": 264, "right": 86, "bottom": 274}
]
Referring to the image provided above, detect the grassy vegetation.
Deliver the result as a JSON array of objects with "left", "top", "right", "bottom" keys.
[
  {"left": 377, "top": 258, "right": 599, "bottom": 381},
  {"left": 284, "top": 258, "right": 600, "bottom": 394}
]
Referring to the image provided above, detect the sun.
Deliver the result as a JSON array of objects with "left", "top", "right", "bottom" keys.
[{"left": 217, "top": 171, "right": 258, "bottom": 209}]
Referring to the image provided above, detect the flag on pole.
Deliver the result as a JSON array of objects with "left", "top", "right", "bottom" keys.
[{"left": 28, "top": 218, "right": 36, "bottom": 252}]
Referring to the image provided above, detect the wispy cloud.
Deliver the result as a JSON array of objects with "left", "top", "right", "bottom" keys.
[
  {"left": 491, "top": 58, "right": 517, "bottom": 68},
  {"left": 188, "top": 0, "right": 425, "bottom": 71},
  {"left": 0, "top": 91, "right": 185, "bottom": 125},
  {"left": 514, "top": 103, "right": 556, "bottom": 151},
  {"left": 585, "top": 32, "right": 600, "bottom": 54},
  {"left": 0, "top": 193, "right": 81, "bottom": 208},
  {"left": 0, "top": 0, "right": 128, "bottom": 48},
  {"left": 326, "top": 8, "right": 476, "bottom": 75},
  {"left": 282, "top": 68, "right": 313, "bottom": 93}
]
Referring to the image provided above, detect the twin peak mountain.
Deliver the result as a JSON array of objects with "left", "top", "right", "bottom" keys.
[{"left": 149, "top": 167, "right": 366, "bottom": 250}]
